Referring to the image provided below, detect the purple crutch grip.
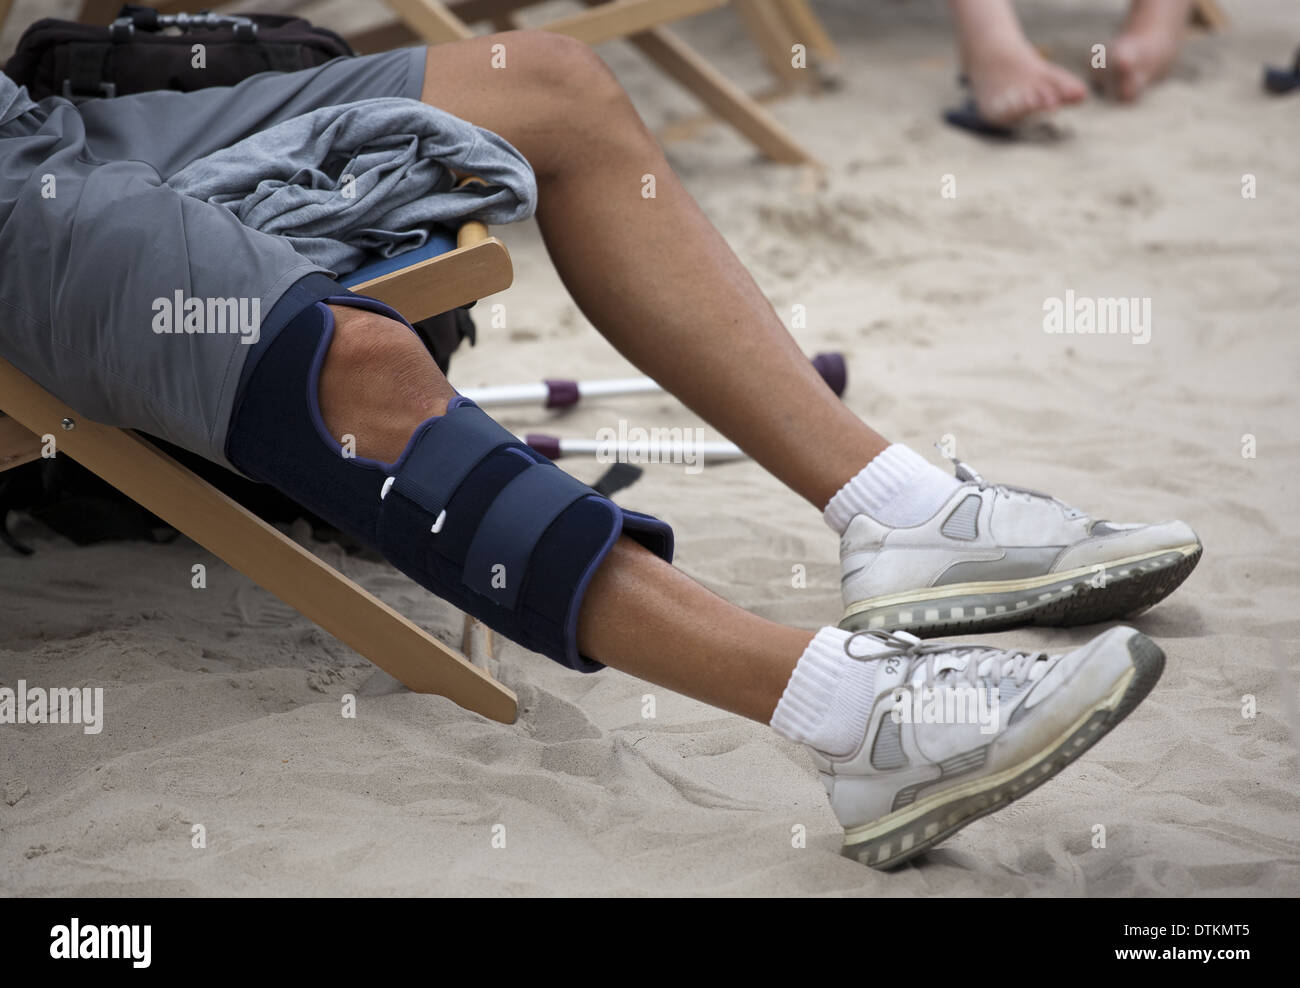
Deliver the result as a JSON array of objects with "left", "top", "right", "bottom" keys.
[
  {"left": 526, "top": 434, "right": 563, "bottom": 460},
  {"left": 544, "top": 379, "right": 580, "bottom": 409},
  {"left": 812, "top": 352, "right": 847, "bottom": 397}
]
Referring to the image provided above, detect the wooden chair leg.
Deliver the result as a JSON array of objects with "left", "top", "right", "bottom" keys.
[
  {"left": 1190, "top": 0, "right": 1229, "bottom": 31},
  {"left": 774, "top": 0, "right": 838, "bottom": 62},
  {"left": 0, "top": 357, "right": 518, "bottom": 725},
  {"left": 535, "top": 0, "right": 726, "bottom": 45},
  {"left": 348, "top": 20, "right": 423, "bottom": 55},
  {"left": 460, "top": 615, "right": 497, "bottom": 665},
  {"left": 627, "top": 26, "right": 818, "bottom": 164},
  {"left": 733, "top": 0, "right": 808, "bottom": 92},
  {"left": 381, "top": 0, "right": 476, "bottom": 43}
]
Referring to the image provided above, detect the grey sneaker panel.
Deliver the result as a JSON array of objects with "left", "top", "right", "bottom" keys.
[
  {"left": 932, "top": 546, "right": 1063, "bottom": 587},
  {"left": 871, "top": 715, "right": 907, "bottom": 770},
  {"left": 939, "top": 493, "right": 982, "bottom": 540},
  {"left": 891, "top": 744, "right": 989, "bottom": 811},
  {"left": 939, "top": 745, "right": 989, "bottom": 776}
]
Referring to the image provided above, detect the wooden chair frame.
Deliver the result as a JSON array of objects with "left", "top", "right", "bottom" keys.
[{"left": 0, "top": 220, "right": 519, "bottom": 724}]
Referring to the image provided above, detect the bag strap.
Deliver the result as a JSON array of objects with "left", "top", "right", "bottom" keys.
[{"left": 264, "top": 45, "right": 305, "bottom": 73}]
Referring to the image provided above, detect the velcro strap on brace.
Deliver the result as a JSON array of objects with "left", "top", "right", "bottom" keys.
[
  {"left": 386, "top": 401, "right": 515, "bottom": 523},
  {"left": 376, "top": 397, "right": 672, "bottom": 671},
  {"left": 463, "top": 462, "right": 591, "bottom": 609}
]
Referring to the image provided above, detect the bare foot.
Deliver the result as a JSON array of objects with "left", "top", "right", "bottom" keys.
[
  {"left": 966, "top": 41, "right": 1088, "bottom": 127},
  {"left": 1103, "top": 0, "right": 1192, "bottom": 102}
]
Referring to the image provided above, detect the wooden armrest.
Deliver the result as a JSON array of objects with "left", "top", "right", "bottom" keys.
[{"left": 347, "top": 235, "right": 512, "bottom": 322}]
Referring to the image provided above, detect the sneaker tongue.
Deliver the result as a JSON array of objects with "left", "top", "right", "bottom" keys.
[
  {"left": 921, "top": 646, "right": 1048, "bottom": 686},
  {"left": 917, "top": 655, "right": 967, "bottom": 683},
  {"left": 994, "top": 482, "right": 1087, "bottom": 521}
]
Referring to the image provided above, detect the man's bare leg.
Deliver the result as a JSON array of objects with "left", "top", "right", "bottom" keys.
[
  {"left": 389, "top": 32, "right": 1198, "bottom": 645},
  {"left": 320, "top": 305, "right": 812, "bottom": 722},
  {"left": 416, "top": 33, "right": 884, "bottom": 511}
]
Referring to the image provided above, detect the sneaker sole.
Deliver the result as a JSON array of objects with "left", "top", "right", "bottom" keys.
[
  {"left": 840, "top": 631, "right": 1165, "bottom": 870},
  {"left": 840, "top": 543, "right": 1201, "bottom": 638}
]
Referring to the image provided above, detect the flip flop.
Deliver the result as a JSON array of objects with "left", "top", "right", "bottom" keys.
[
  {"left": 1263, "top": 47, "right": 1300, "bottom": 94},
  {"left": 942, "top": 76, "right": 1067, "bottom": 142},
  {"left": 943, "top": 98, "right": 1017, "bottom": 139}
]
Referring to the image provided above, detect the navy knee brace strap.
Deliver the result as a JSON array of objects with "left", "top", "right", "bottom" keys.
[{"left": 226, "top": 298, "right": 673, "bottom": 672}]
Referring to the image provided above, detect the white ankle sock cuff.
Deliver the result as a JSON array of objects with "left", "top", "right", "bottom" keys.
[
  {"left": 823, "top": 443, "right": 959, "bottom": 533},
  {"left": 770, "top": 626, "right": 879, "bottom": 757}
]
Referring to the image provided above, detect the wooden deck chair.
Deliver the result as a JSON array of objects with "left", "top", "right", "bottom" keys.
[
  {"left": 0, "top": 215, "right": 519, "bottom": 724},
  {"left": 373, "top": 0, "right": 818, "bottom": 165}
]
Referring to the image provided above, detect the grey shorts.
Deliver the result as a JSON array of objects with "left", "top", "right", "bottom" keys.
[{"left": 0, "top": 46, "right": 427, "bottom": 466}]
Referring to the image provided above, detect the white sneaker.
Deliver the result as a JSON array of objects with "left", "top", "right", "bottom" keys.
[
  {"left": 839, "top": 456, "right": 1201, "bottom": 637},
  {"left": 811, "top": 625, "right": 1164, "bottom": 869}
]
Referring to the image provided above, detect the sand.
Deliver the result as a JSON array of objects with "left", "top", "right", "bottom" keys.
[{"left": 2, "top": 0, "right": 1298, "bottom": 896}]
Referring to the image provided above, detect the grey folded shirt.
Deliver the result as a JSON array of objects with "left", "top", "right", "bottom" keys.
[
  {"left": 1, "top": 73, "right": 30, "bottom": 125},
  {"left": 168, "top": 96, "right": 538, "bottom": 273}
]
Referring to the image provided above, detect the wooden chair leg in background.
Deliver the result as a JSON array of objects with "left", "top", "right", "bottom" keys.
[
  {"left": 1190, "top": 0, "right": 1230, "bottom": 32},
  {"left": 383, "top": 0, "right": 475, "bottom": 42},
  {"left": 621, "top": 25, "right": 817, "bottom": 163},
  {"left": 733, "top": 0, "right": 808, "bottom": 91},
  {"left": 774, "top": 0, "right": 838, "bottom": 65},
  {"left": 734, "top": 0, "right": 842, "bottom": 94}
]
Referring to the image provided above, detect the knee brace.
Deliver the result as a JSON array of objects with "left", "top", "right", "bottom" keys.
[{"left": 225, "top": 297, "right": 673, "bottom": 672}]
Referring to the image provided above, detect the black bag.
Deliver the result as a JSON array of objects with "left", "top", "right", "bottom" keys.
[{"left": 3, "top": 5, "right": 355, "bottom": 102}]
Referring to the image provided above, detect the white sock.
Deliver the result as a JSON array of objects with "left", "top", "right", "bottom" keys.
[
  {"left": 823, "top": 443, "right": 961, "bottom": 534},
  {"left": 770, "top": 626, "right": 885, "bottom": 757}
]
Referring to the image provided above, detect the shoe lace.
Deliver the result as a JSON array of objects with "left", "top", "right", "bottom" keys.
[
  {"left": 845, "top": 629, "right": 1052, "bottom": 691},
  {"left": 934, "top": 446, "right": 1085, "bottom": 520}
]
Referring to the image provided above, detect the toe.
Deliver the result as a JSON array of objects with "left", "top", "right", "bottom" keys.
[{"left": 1052, "top": 67, "right": 1089, "bottom": 104}]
